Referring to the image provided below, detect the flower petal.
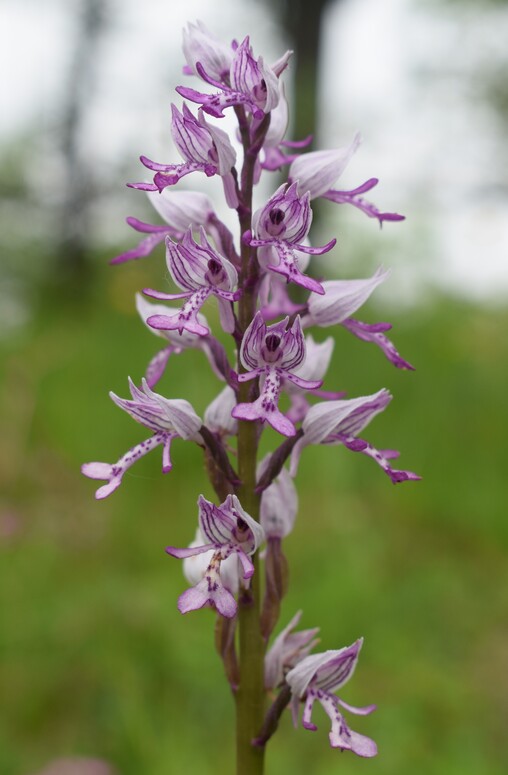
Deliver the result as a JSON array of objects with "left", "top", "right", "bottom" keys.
[{"left": 306, "top": 267, "right": 390, "bottom": 327}]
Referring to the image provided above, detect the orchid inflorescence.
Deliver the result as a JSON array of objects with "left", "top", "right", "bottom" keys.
[{"left": 82, "top": 20, "right": 419, "bottom": 769}]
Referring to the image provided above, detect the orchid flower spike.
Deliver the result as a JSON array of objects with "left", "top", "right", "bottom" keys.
[
  {"left": 111, "top": 190, "right": 216, "bottom": 265},
  {"left": 81, "top": 18, "right": 419, "bottom": 764},
  {"left": 129, "top": 104, "right": 238, "bottom": 207},
  {"left": 305, "top": 267, "right": 415, "bottom": 370},
  {"left": 289, "top": 133, "right": 405, "bottom": 225},
  {"left": 290, "top": 388, "right": 421, "bottom": 483},
  {"left": 244, "top": 182, "right": 336, "bottom": 294},
  {"left": 166, "top": 494, "right": 265, "bottom": 618},
  {"left": 232, "top": 312, "right": 323, "bottom": 437},
  {"left": 143, "top": 227, "right": 241, "bottom": 337},
  {"left": 177, "top": 35, "right": 286, "bottom": 119},
  {"left": 81, "top": 379, "right": 202, "bottom": 499},
  {"left": 286, "top": 639, "right": 378, "bottom": 757}
]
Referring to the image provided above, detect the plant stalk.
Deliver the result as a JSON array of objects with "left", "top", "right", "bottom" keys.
[{"left": 233, "top": 110, "right": 271, "bottom": 775}]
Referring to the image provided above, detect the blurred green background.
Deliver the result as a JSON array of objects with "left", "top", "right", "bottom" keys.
[{"left": 1, "top": 1, "right": 508, "bottom": 774}]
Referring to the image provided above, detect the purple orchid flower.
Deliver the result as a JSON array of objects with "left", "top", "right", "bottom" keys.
[
  {"left": 265, "top": 611, "right": 320, "bottom": 690},
  {"left": 305, "top": 267, "right": 415, "bottom": 370},
  {"left": 286, "top": 639, "right": 377, "bottom": 757},
  {"left": 182, "top": 21, "right": 235, "bottom": 81},
  {"left": 243, "top": 182, "right": 336, "bottom": 294},
  {"left": 289, "top": 388, "right": 421, "bottom": 484},
  {"left": 166, "top": 494, "right": 265, "bottom": 618},
  {"left": 232, "top": 312, "right": 322, "bottom": 437},
  {"left": 81, "top": 379, "right": 202, "bottom": 499},
  {"left": 129, "top": 104, "right": 238, "bottom": 207},
  {"left": 182, "top": 527, "right": 240, "bottom": 598},
  {"left": 143, "top": 227, "right": 240, "bottom": 337},
  {"left": 289, "top": 133, "right": 405, "bottom": 225},
  {"left": 177, "top": 35, "right": 285, "bottom": 119},
  {"left": 111, "top": 190, "right": 216, "bottom": 265}
]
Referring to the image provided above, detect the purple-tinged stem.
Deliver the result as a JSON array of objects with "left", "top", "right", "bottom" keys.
[
  {"left": 252, "top": 683, "right": 292, "bottom": 748},
  {"left": 200, "top": 425, "right": 240, "bottom": 489},
  {"left": 260, "top": 537, "right": 288, "bottom": 641},
  {"left": 255, "top": 430, "right": 304, "bottom": 494},
  {"left": 234, "top": 111, "right": 271, "bottom": 775}
]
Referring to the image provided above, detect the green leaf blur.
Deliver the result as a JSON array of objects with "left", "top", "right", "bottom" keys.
[{"left": 1, "top": 260, "right": 507, "bottom": 775}]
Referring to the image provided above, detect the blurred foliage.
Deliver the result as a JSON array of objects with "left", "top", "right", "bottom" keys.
[{"left": 1, "top": 256, "right": 508, "bottom": 775}]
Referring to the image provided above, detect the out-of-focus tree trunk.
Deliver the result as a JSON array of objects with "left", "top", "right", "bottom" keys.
[
  {"left": 279, "top": 0, "right": 333, "bottom": 141},
  {"left": 278, "top": 0, "right": 342, "bottom": 241},
  {"left": 57, "top": 0, "right": 107, "bottom": 287}
]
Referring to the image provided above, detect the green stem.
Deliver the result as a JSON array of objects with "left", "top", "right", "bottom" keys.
[
  {"left": 235, "top": 474, "right": 264, "bottom": 774},
  {"left": 233, "top": 110, "right": 271, "bottom": 775},
  {"left": 235, "top": 241, "right": 265, "bottom": 775},
  {"left": 235, "top": 300, "right": 265, "bottom": 773}
]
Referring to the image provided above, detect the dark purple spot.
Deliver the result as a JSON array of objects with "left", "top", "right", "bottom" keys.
[
  {"left": 265, "top": 333, "right": 280, "bottom": 352},
  {"left": 269, "top": 208, "right": 285, "bottom": 226},
  {"left": 207, "top": 258, "right": 222, "bottom": 275}
]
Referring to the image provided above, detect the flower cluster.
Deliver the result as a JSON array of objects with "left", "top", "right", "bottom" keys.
[{"left": 82, "top": 21, "right": 419, "bottom": 766}]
